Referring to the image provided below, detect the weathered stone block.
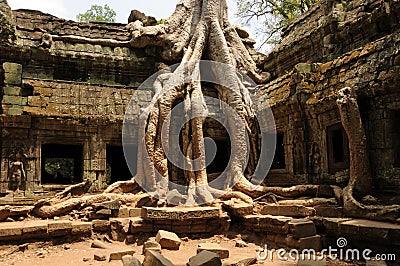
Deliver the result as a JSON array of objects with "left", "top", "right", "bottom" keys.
[
  {"left": 155, "top": 230, "right": 181, "bottom": 250},
  {"left": 3, "top": 86, "right": 22, "bottom": 96},
  {"left": 22, "top": 220, "right": 48, "bottom": 239},
  {"left": 129, "top": 208, "right": 142, "bottom": 217},
  {"left": 130, "top": 217, "right": 153, "bottom": 233},
  {"left": 118, "top": 207, "right": 129, "bottom": 218},
  {"left": 197, "top": 243, "right": 229, "bottom": 259},
  {"left": 143, "top": 207, "right": 219, "bottom": 221},
  {"left": 2, "top": 95, "right": 26, "bottom": 105},
  {"left": 289, "top": 219, "right": 317, "bottom": 238},
  {"left": 48, "top": 220, "right": 72, "bottom": 237},
  {"left": 222, "top": 201, "right": 253, "bottom": 218},
  {"left": 92, "top": 219, "right": 110, "bottom": 232},
  {"left": 188, "top": 250, "right": 222, "bottom": 266},
  {"left": 71, "top": 221, "right": 92, "bottom": 236},
  {"left": 261, "top": 205, "right": 315, "bottom": 217},
  {"left": 143, "top": 250, "right": 174, "bottom": 266},
  {"left": 109, "top": 249, "right": 135, "bottom": 261},
  {"left": 142, "top": 239, "right": 161, "bottom": 255},
  {"left": 110, "top": 218, "right": 130, "bottom": 241},
  {"left": 122, "top": 255, "right": 142, "bottom": 266},
  {"left": 0, "top": 222, "right": 23, "bottom": 240},
  {"left": 3, "top": 62, "right": 22, "bottom": 85},
  {"left": 91, "top": 239, "right": 109, "bottom": 249}
]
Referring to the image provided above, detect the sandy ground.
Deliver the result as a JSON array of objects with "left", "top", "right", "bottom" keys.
[
  {"left": 0, "top": 234, "right": 360, "bottom": 266},
  {"left": 0, "top": 236, "right": 289, "bottom": 266}
]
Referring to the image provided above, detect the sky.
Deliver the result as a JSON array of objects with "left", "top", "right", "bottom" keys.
[{"left": 7, "top": 0, "right": 240, "bottom": 24}]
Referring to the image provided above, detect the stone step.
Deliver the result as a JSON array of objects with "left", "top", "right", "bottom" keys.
[
  {"left": 129, "top": 211, "right": 230, "bottom": 234},
  {"left": 243, "top": 214, "right": 321, "bottom": 250},
  {"left": 322, "top": 218, "right": 400, "bottom": 246},
  {"left": 0, "top": 220, "right": 92, "bottom": 241},
  {"left": 261, "top": 204, "right": 343, "bottom": 218}
]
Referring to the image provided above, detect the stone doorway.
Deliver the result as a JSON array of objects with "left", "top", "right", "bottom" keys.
[
  {"left": 106, "top": 145, "right": 136, "bottom": 185},
  {"left": 41, "top": 144, "right": 83, "bottom": 185}
]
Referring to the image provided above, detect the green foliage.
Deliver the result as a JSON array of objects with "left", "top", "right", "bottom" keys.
[
  {"left": 76, "top": 4, "right": 116, "bottom": 23},
  {"left": 44, "top": 158, "right": 74, "bottom": 182},
  {"left": 236, "top": 0, "right": 320, "bottom": 49}
]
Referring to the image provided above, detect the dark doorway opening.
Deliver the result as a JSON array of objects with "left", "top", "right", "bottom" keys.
[
  {"left": 327, "top": 123, "right": 350, "bottom": 174},
  {"left": 41, "top": 144, "right": 83, "bottom": 184},
  {"left": 205, "top": 138, "right": 231, "bottom": 174},
  {"left": 271, "top": 132, "right": 286, "bottom": 170},
  {"left": 391, "top": 110, "right": 400, "bottom": 168},
  {"left": 106, "top": 145, "right": 137, "bottom": 185}
]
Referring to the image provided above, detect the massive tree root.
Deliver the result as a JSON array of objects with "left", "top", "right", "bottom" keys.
[
  {"left": 127, "top": 0, "right": 323, "bottom": 206},
  {"left": 32, "top": 0, "right": 332, "bottom": 217},
  {"left": 337, "top": 87, "right": 400, "bottom": 222}
]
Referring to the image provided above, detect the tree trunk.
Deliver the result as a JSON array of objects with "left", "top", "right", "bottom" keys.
[{"left": 337, "top": 87, "right": 400, "bottom": 222}]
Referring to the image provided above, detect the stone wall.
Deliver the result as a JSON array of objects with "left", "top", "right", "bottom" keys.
[
  {"left": 260, "top": 31, "right": 400, "bottom": 191},
  {"left": 263, "top": 0, "right": 400, "bottom": 78}
]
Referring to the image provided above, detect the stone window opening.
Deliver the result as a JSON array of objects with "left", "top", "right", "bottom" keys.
[
  {"left": 392, "top": 109, "right": 400, "bottom": 168},
  {"left": 271, "top": 132, "right": 286, "bottom": 170},
  {"left": 327, "top": 123, "right": 350, "bottom": 174},
  {"left": 41, "top": 144, "right": 83, "bottom": 185},
  {"left": 106, "top": 145, "right": 137, "bottom": 185}
]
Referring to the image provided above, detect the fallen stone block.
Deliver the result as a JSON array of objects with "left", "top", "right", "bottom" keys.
[
  {"left": 92, "top": 219, "right": 110, "bottom": 232},
  {"left": 188, "top": 250, "right": 222, "bottom": 266},
  {"left": 155, "top": 230, "right": 181, "bottom": 250},
  {"left": 142, "top": 250, "right": 174, "bottom": 266},
  {"left": 94, "top": 253, "right": 107, "bottom": 261},
  {"left": 48, "top": 220, "right": 72, "bottom": 237},
  {"left": 289, "top": 219, "right": 317, "bottom": 238},
  {"left": 142, "top": 239, "right": 162, "bottom": 254},
  {"left": 91, "top": 239, "right": 109, "bottom": 249},
  {"left": 197, "top": 243, "right": 229, "bottom": 259},
  {"left": 122, "top": 255, "right": 142, "bottom": 266},
  {"left": 110, "top": 218, "right": 130, "bottom": 241},
  {"left": 109, "top": 249, "right": 135, "bottom": 261}
]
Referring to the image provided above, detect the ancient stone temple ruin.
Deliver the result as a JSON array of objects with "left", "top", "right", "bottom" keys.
[{"left": 0, "top": 0, "right": 399, "bottom": 264}]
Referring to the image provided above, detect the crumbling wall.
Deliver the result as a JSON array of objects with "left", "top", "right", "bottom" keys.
[
  {"left": 263, "top": 0, "right": 400, "bottom": 78},
  {"left": 260, "top": 31, "right": 400, "bottom": 191}
]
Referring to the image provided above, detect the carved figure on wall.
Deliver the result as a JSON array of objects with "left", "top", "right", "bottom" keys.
[{"left": 8, "top": 153, "right": 26, "bottom": 192}]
